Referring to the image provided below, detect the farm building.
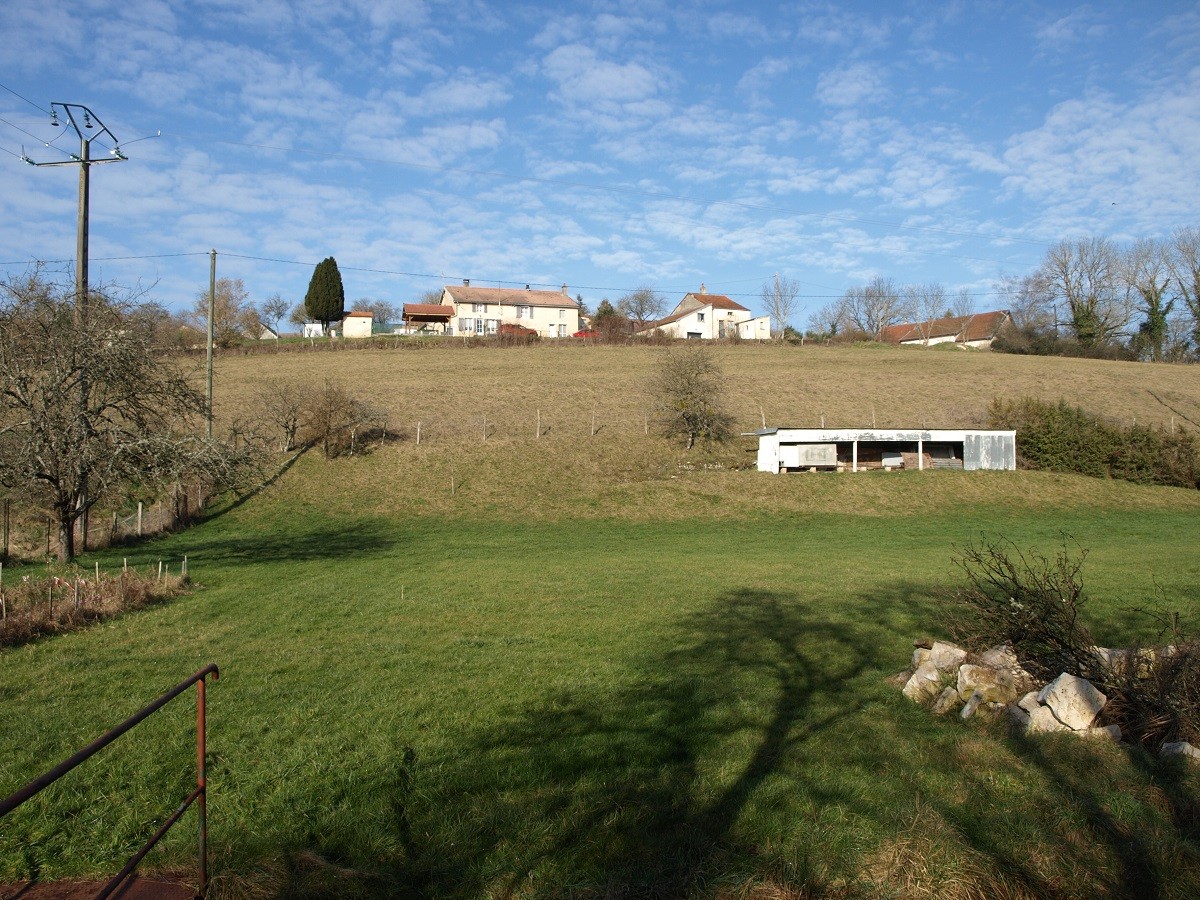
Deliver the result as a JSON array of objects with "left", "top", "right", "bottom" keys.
[
  {"left": 641, "top": 285, "right": 771, "bottom": 340},
  {"left": 441, "top": 281, "right": 581, "bottom": 338},
  {"left": 751, "top": 428, "right": 1016, "bottom": 473},
  {"left": 401, "top": 303, "right": 454, "bottom": 334},
  {"left": 880, "top": 311, "right": 1010, "bottom": 348},
  {"left": 342, "top": 311, "right": 375, "bottom": 338}
]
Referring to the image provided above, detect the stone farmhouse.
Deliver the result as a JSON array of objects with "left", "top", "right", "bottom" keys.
[
  {"left": 439, "top": 281, "right": 582, "bottom": 338},
  {"left": 641, "top": 285, "right": 771, "bottom": 340}
]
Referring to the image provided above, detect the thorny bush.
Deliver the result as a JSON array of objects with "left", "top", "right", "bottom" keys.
[{"left": 943, "top": 536, "right": 1198, "bottom": 749}]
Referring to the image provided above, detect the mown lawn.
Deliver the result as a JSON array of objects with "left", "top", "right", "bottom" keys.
[{"left": 2, "top": 449, "right": 1199, "bottom": 897}]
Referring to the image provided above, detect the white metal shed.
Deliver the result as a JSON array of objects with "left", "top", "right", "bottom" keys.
[{"left": 751, "top": 428, "right": 1017, "bottom": 473}]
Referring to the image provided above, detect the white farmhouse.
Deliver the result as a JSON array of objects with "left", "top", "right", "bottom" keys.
[
  {"left": 643, "top": 285, "right": 770, "bottom": 340},
  {"left": 441, "top": 281, "right": 581, "bottom": 338}
]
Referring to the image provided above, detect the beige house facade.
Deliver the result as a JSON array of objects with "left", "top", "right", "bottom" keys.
[
  {"left": 643, "top": 286, "right": 771, "bottom": 340},
  {"left": 441, "top": 282, "right": 581, "bottom": 338},
  {"left": 342, "top": 311, "right": 375, "bottom": 338}
]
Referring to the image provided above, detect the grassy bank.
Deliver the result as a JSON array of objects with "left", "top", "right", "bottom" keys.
[{"left": 2, "top": 450, "right": 1198, "bottom": 897}]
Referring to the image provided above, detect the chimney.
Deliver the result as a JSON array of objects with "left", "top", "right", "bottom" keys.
[
  {"left": 699, "top": 282, "right": 707, "bottom": 294},
  {"left": 561, "top": 283, "right": 569, "bottom": 297},
  {"left": 463, "top": 278, "right": 470, "bottom": 287}
]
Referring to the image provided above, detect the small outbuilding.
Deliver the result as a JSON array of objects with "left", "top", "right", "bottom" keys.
[
  {"left": 752, "top": 428, "right": 1016, "bottom": 473},
  {"left": 342, "top": 311, "right": 375, "bottom": 338}
]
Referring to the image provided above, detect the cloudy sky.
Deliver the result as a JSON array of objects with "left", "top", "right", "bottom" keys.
[{"left": 1, "top": 0, "right": 1198, "bottom": 324}]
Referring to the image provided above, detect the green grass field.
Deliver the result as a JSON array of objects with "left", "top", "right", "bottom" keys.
[{"left": 2, "top": 343, "right": 1200, "bottom": 898}]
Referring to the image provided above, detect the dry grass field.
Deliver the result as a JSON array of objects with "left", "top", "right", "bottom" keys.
[
  {"left": 211, "top": 341, "right": 1200, "bottom": 440},
  {"left": 204, "top": 341, "right": 1200, "bottom": 524}
]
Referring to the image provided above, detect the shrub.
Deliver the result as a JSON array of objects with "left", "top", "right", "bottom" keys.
[
  {"left": 987, "top": 397, "right": 1200, "bottom": 489},
  {"left": 943, "top": 536, "right": 1199, "bottom": 748},
  {"left": 650, "top": 345, "right": 734, "bottom": 449}
]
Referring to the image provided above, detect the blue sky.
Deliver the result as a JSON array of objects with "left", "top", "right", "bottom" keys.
[{"left": 1, "top": 1, "right": 1198, "bottom": 324}]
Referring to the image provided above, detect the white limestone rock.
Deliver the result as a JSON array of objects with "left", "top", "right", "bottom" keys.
[
  {"left": 1026, "top": 705, "right": 1071, "bottom": 734},
  {"left": 960, "top": 691, "right": 983, "bottom": 720},
  {"left": 902, "top": 660, "right": 942, "bottom": 702},
  {"left": 1079, "top": 724, "right": 1122, "bottom": 742},
  {"left": 930, "top": 641, "right": 967, "bottom": 673},
  {"left": 957, "top": 664, "right": 1025, "bottom": 704},
  {"left": 913, "top": 647, "right": 932, "bottom": 669},
  {"left": 1017, "top": 691, "right": 1042, "bottom": 714},
  {"left": 979, "top": 643, "right": 1019, "bottom": 669},
  {"left": 931, "top": 687, "right": 962, "bottom": 716},
  {"left": 1007, "top": 705, "right": 1032, "bottom": 729},
  {"left": 1038, "top": 673, "right": 1107, "bottom": 731},
  {"left": 1161, "top": 741, "right": 1200, "bottom": 760}
]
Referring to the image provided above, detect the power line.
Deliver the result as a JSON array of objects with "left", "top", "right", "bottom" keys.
[
  {"left": 0, "top": 252, "right": 209, "bottom": 266},
  {"left": 0, "top": 82, "right": 49, "bottom": 115}
]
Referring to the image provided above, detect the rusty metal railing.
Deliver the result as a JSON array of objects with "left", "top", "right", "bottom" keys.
[{"left": 0, "top": 663, "right": 220, "bottom": 898}]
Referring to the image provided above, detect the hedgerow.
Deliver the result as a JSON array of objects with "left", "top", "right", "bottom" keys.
[{"left": 987, "top": 397, "right": 1200, "bottom": 488}]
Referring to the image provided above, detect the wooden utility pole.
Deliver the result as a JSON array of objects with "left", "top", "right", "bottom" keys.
[{"left": 207, "top": 249, "right": 216, "bottom": 440}]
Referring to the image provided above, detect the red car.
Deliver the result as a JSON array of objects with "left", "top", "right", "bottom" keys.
[
  {"left": 498, "top": 323, "right": 538, "bottom": 336},
  {"left": 572, "top": 330, "right": 600, "bottom": 339}
]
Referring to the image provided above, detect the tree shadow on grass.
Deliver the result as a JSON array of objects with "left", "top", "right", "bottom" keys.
[
  {"left": 171, "top": 518, "right": 401, "bottom": 567},
  {"left": 239, "top": 578, "right": 1200, "bottom": 898},
  {"left": 263, "top": 585, "right": 915, "bottom": 897}
]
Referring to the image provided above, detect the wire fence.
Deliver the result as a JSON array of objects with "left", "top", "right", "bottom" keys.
[{"left": 1, "top": 482, "right": 211, "bottom": 561}]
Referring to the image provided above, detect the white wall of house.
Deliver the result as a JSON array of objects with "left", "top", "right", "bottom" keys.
[
  {"left": 738, "top": 316, "right": 771, "bottom": 340},
  {"left": 658, "top": 305, "right": 758, "bottom": 339},
  {"left": 342, "top": 312, "right": 374, "bottom": 338},
  {"left": 442, "top": 290, "right": 580, "bottom": 338}
]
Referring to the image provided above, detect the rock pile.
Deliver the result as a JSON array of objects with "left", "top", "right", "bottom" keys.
[{"left": 899, "top": 639, "right": 1197, "bottom": 759}]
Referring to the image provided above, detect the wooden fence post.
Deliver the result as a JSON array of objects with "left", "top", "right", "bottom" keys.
[{"left": 137, "top": 501, "right": 143, "bottom": 537}]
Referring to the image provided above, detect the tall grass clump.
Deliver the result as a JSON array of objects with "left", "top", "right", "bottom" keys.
[
  {"left": 988, "top": 396, "right": 1200, "bottom": 488},
  {"left": 0, "top": 564, "right": 188, "bottom": 647}
]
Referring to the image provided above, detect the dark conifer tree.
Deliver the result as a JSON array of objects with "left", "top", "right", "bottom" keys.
[{"left": 304, "top": 257, "right": 346, "bottom": 330}]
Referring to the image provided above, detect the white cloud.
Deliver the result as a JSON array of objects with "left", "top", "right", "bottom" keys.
[
  {"left": 1035, "top": 6, "right": 1110, "bottom": 51},
  {"left": 543, "top": 44, "right": 662, "bottom": 105},
  {"left": 1001, "top": 67, "right": 1200, "bottom": 234},
  {"left": 815, "top": 62, "right": 888, "bottom": 108}
]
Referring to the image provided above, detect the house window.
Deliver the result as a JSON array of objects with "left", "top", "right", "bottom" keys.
[
  {"left": 487, "top": 319, "right": 499, "bottom": 334},
  {"left": 697, "top": 312, "right": 705, "bottom": 322},
  {"left": 517, "top": 305, "right": 532, "bottom": 319},
  {"left": 459, "top": 317, "right": 472, "bottom": 333},
  {"left": 559, "top": 309, "right": 565, "bottom": 319},
  {"left": 475, "top": 319, "right": 485, "bottom": 335},
  {"left": 472, "top": 303, "right": 486, "bottom": 313}
]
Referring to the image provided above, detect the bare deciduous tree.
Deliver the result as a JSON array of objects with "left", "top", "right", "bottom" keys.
[
  {"left": 996, "top": 273, "right": 1053, "bottom": 331},
  {"left": 1122, "top": 239, "right": 1174, "bottom": 361},
  {"left": 260, "top": 294, "right": 290, "bottom": 336},
  {"left": 617, "top": 287, "right": 666, "bottom": 331},
  {"left": 904, "top": 282, "right": 948, "bottom": 344},
  {"left": 761, "top": 274, "right": 801, "bottom": 340},
  {"left": 1038, "top": 237, "right": 1131, "bottom": 347},
  {"left": 807, "top": 297, "right": 848, "bottom": 340},
  {"left": 191, "top": 277, "right": 254, "bottom": 348},
  {"left": 650, "top": 346, "right": 733, "bottom": 449},
  {"left": 0, "top": 277, "right": 258, "bottom": 560},
  {"left": 255, "top": 380, "right": 307, "bottom": 452},
  {"left": 1167, "top": 226, "right": 1200, "bottom": 351},
  {"left": 842, "top": 276, "right": 909, "bottom": 340},
  {"left": 302, "top": 379, "right": 385, "bottom": 458}
]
